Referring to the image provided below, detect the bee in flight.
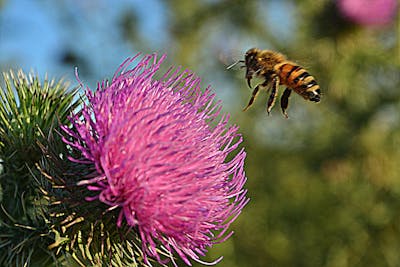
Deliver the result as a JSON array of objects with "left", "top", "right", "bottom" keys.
[{"left": 228, "top": 48, "right": 321, "bottom": 118}]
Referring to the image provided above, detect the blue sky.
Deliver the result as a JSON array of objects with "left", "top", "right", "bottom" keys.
[{"left": 0, "top": 0, "right": 169, "bottom": 86}]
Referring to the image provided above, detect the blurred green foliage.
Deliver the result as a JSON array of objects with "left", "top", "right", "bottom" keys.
[{"left": 148, "top": 1, "right": 399, "bottom": 267}]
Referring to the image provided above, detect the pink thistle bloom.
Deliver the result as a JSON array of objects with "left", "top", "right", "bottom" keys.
[
  {"left": 337, "top": 0, "right": 398, "bottom": 26},
  {"left": 62, "top": 53, "right": 249, "bottom": 266}
]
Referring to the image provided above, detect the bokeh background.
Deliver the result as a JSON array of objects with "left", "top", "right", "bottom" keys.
[{"left": 1, "top": 0, "right": 399, "bottom": 266}]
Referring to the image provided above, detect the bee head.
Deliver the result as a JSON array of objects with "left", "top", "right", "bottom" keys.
[
  {"left": 244, "top": 48, "right": 260, "bottom": 68},
  {"left": 244, "top": 48, "right": 261, "bottom": 88}
]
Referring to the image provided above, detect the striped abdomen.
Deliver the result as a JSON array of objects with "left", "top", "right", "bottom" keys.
[{"left": 276, "top": 62, "right": 321, "bottom": 102}]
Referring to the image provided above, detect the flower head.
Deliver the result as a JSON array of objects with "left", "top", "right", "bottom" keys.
[
  {"left": 62, "top": 53, "right": 249, "bottom": 265},
  {"left": 337, "top": 0, "right": 398, "bottom": 26}
]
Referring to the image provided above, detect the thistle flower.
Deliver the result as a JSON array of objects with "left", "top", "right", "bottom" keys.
[
  {"left": 62, "top": 53, "right": 249, "bottom": 266},
  {"left": 337, "top": 0, "right": 398, "bottom": 26}
]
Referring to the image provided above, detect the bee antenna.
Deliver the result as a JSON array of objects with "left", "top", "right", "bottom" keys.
[{"left": 226, "top": 60, "right": 245, "bottom": 70}]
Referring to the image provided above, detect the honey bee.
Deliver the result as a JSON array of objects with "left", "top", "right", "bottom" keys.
[{"left": 228, "top": 48, "right": 321, "bottom": 118}]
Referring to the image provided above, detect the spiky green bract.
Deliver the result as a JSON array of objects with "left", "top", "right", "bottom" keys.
[
  {"left": 39, "top": 140, "right": 164, "bottom": 267},
  {"left": 0, "top": 70, "right": 80, "bottom": 266}
]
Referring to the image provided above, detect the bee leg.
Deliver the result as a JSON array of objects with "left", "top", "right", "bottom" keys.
[
  {"left": 280, "top": 88, "right": 292, "bottom": 118},
  {"left": 243, "top": 86, "right": 260, "bottom": 111},
  {"left": 266, "top": 77, "right": 279, "bottom": 115},
  {"left": 243, "top": 79, "right": 271, "bottom": 112}
]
